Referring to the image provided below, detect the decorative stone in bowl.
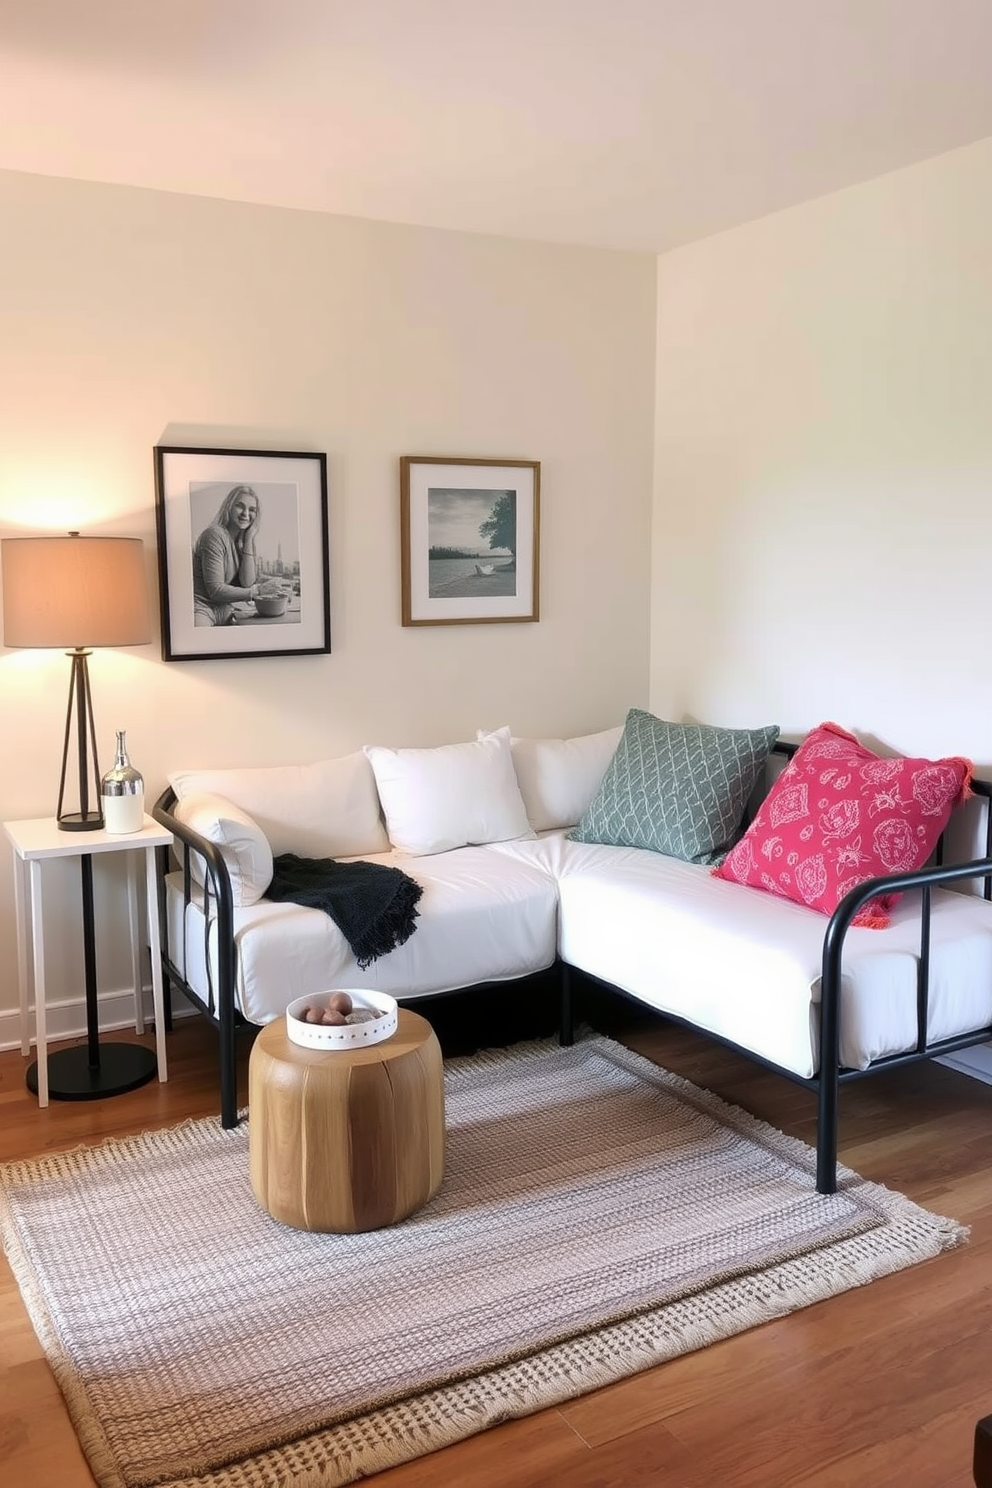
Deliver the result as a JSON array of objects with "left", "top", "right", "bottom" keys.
[{"left": 286, "top": 990, "right": 398, "bottom": 1050}]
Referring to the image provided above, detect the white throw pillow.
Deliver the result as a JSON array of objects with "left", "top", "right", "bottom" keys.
[
  {"left": 169, "top": 752, "right": 389, "bottom": 859},
  {"left": 172, "top": 792, "right": 274, "bottom": 907},
  {"left": 364, "top": 729, "right": 532, "bottom": 856},
  {"left": 478, "top": 725, "right": 623, "bottom": 831}
]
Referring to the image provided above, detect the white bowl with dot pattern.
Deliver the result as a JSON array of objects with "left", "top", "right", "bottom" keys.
[{"left": 285, "top": 990, "right": 398, "bottom": 1050}]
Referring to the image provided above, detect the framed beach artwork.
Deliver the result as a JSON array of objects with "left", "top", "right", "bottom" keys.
[
  {"left": 399, "top": 456, "right": 540, "bottom": 626},
  {"left": 154, "top": 446, "right": 330, "bottom": 661}
]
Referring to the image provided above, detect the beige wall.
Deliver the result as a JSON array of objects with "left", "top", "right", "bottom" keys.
[
  {"left": 652, "top": 136, "right": 992, "bottom": 767},
  {"left": 10, "top": 132, "right": 992, "bottom": 1050},
  {"left": 0, "top": 169, "right": 656, "bottom": 1031}
]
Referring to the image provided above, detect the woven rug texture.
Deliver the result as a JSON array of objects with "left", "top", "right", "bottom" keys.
[{"left": 0, "top": 1033, "right": 967, "bottom": 1488}]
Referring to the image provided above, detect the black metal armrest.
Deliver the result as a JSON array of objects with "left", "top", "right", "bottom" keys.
[
  {"left": 151, "top": 785, "right": 241, "bottom": 1127},
  {"left": 152, "top": 785, "right": 235, "bottom": 922},
  {"left": 815, "top": 851, "right": 992, "bottom": 1193}
]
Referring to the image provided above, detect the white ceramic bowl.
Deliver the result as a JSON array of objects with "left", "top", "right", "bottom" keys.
[{"left": 286, "top": 990, "right": 398, "bottom": 1050}]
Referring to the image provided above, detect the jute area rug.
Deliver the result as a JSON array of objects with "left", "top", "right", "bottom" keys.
[{"left": 0, "top": 1033, "right": 966, "bottom": 1488}]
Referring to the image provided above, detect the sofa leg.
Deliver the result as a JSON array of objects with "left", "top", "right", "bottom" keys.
[
  {"left": 559, "top": 963, "right": 574, "bottom": 1047},
  {"left": 815, "top": 1072, "right": 839, "bottom": 1195},
  {"left": 974, "top": 1414, "right": 992, "bottom": 1488},
  {"left": 219, "top": 1021, "right": 238, "bottom": 1128}
]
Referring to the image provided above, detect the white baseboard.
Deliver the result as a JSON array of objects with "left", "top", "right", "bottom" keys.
[
  {"left": 0, "top": 984, "right": 196, "bottom": 1053},
  {"left": 937, "top": 1045, "right": 992, "bottom": 1086}
]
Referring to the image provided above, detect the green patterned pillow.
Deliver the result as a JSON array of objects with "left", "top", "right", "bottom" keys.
[{"left": 567, "top": 709, "right": 780, "bottom": 865}]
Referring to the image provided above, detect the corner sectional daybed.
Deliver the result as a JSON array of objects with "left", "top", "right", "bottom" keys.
[{"left": 153, "top": 715, "right": 992, "bottom": 1194}]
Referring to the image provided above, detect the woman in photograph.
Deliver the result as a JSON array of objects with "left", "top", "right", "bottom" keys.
[{"left": 192, "top": 485, "right": 279, "bottom": 626}]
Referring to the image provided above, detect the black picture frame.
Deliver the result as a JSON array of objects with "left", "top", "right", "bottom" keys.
[{"left": 153, "top": 446, "right": 330, "bottom": 661}]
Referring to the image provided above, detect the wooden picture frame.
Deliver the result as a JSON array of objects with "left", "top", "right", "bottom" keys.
[
  {"left": 154, "top": 446, "right": 330, "bottom": 661},
  {"left": 400, "top": 456, "right": 540, "bottom": 626}
]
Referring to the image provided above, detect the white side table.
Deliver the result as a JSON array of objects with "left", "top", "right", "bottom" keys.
[{"left": 4, "top": 815, "right": 174, "bottom": 1107}]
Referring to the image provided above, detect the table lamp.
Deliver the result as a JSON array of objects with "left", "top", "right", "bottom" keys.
[{"left": 1, "top": 532, "right": 150, "bottom": 829}]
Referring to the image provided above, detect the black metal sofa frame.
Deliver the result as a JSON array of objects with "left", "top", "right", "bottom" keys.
[
  {"left": 561, "top": 746, "right": 992, "bottom": 1193},
  {"left": 153, "top": 742, "right": 992, "bottom": 1195}
]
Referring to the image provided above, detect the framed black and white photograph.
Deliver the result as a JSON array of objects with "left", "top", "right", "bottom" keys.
[
  {"left": 154, "top": 446, "right": 330, "bottom": 661},
  {"left": 400, "top": 456, "right": 540, "bottom": 626}
]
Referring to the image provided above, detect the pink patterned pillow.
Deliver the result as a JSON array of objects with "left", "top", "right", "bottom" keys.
[{"left": 714, "top": 722, "right": 973, "bottom": 928}]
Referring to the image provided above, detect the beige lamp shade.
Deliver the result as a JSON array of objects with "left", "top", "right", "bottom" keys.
[{"left": 2, "top": 534, "right": 150, "bottom": 648}]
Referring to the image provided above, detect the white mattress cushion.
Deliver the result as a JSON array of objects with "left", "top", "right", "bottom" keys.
[
  {"left": 169, "top": 752, "right": 389, "bottom": 858},
  {"left": 364, "top": 729, "right": 532, "bottom": 856},
  {"left": 162, "top": 809, "right": 992, "bottom": 1081},
  {"left": 165, "top": 843, "right": 558, "bottom": 1024},
  {"left": 547, "top": 838, "right": 992, "bottom": 1078}
]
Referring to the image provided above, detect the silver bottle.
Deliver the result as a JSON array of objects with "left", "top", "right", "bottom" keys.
[{"left": 101, "top": 730, "right": 145, "bottom": 833}]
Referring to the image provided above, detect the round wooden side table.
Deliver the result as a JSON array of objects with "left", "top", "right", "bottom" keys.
[{"left": 248, "top": 1007, "right": 445, "bottom": 1233}]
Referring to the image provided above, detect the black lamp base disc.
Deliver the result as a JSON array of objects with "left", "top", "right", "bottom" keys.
[
  {"left": 57, "top": 811, "right": 105, "bottom": 832},
  {"left": 26, "top": 1043, "right": 157, "bottom": 1101}
]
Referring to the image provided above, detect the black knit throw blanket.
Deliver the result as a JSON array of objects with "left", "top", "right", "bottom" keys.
[{"left": 267, "top": 854, "right": 423, "bottom": 970}]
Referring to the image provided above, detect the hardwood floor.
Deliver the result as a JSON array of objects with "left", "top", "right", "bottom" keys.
[{"left": 2, "top": 1002, "right": 991, "bottom": 1487}]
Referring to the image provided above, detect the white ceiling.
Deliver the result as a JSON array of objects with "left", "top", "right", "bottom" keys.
[{"left": 2, "top": 0, "right": 992, "bottom": 254}]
